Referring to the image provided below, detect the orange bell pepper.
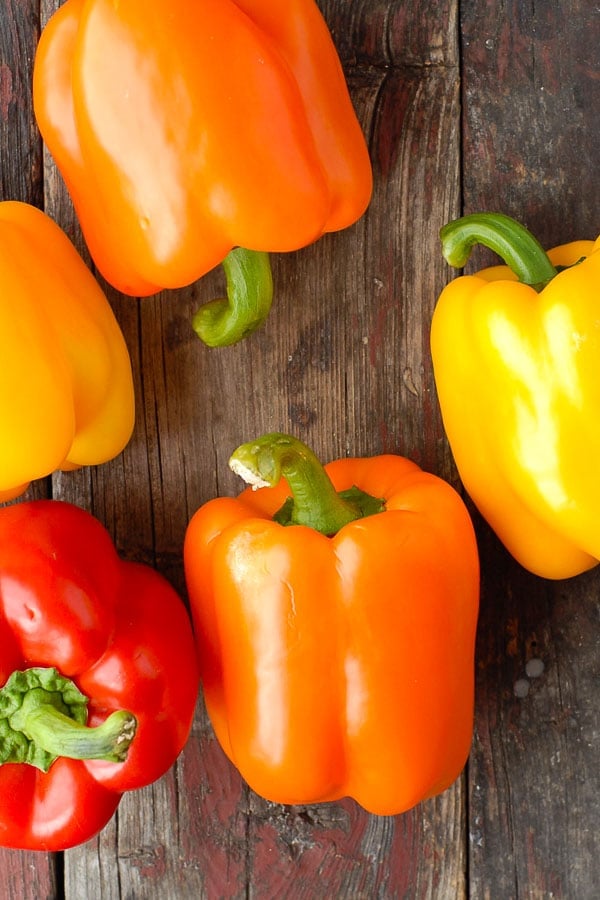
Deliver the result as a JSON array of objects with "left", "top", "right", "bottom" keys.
[
  {"left": 184, "top": 434, "right": 479, "bottom": 816},
  {"left": 0, "top": 201, "right": 134, "bottom": 501},
  {"left": 33, "top": 0, "right": 372, "bottom": 345}
]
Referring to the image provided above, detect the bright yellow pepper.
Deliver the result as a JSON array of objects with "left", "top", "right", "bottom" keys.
[
  {"left": 430, "top": 212, "right": 600, "bottom": 579},
  {"left": 0, "top": 201, "right": 134, "bottom": 500}
]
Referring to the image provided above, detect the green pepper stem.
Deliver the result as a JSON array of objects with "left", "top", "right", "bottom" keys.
[
  {"left": 440, "top": 212, "right": 558, "bottom": 290},
  {"left": 13, "top": 698, "right": 136, "bottom": 764},
  {"left": 0, "top": 667, "right": 137, "bottom": 772},
  {"left": 192, "top": 248, "right": 273, "bottom": 347},
  {"left": 229, "top": 433, "right": 385, "bottom": 536}
]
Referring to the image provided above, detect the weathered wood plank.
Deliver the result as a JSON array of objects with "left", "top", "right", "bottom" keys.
[
  {"left": 59, "top": 0, "right": 463, "bottom": 895},
  {"left": 0, "top": 1, "right": 58, "bottom": 892},
  {"left": 461, "top": 0, "right": 599, "bottom": 249},
  {"left": 319, "top": 0, "right": 457, "bottom": 67},
  {"left": 145, "top": 4, "right": 464, "bottom": 892},
  {"left": 471, "top": 542, "right": 600, "bottom": 899},
  {"left": 0, "top": 0, "right": 42, "bottom": 207},
  {"left": 461, "top": 0, "right": 600, "bottom": 896},
  {"left": 4, "top": 1, "right": 599, "bottom": 898},
  {"left": 0, "top": 850, "right": 57, "bottom": 900}
]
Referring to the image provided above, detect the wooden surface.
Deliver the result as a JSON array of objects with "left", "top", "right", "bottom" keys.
[{"left": 1, "top": 0, "right": 598, "bottom": 897}]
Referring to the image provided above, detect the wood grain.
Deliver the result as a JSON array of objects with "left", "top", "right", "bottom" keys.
[
  {"left": 0, "top": 1, "right": 56, "bottom": 893},
  {"left": 1, "top": 0, "right": 598, "bottom": 896},
  {"left": 461, "top": 0, "right": 600, "bottom": 897},
  {"left": 0, "top": 0, "right": 42, "bottom": 206}
]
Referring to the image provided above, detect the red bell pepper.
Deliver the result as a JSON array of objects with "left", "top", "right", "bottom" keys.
[{"left": 0, "top": 500, "right": 198, "bottom": 851}]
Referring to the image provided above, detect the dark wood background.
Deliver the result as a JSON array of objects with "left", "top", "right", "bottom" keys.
[{"left": 1, "top": 0, "right": 598, "bottom": 896}]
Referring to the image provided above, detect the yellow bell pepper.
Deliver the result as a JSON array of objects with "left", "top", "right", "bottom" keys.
[
  {"left": 430, "top": 212, "right": 600, "bottom": 579},
  {"left": 0, "top": 201, "right": 135, "bottom": 501}
]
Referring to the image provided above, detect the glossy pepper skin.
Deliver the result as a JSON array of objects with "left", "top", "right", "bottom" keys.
[
  {"left": 184, "top": 434, "right": 479, "bottom": 816},
  {"left": 0, "top": 500, "right": 199, "bottom": 851},
  {"left": 0, "top": 201, "right": 134, "bottom": 501},
  {"left": 33, "top": 0, "right": 372, "bottom": 344},
  {"left": 431, "top": 212, "right": 600, "bottom": 579}
]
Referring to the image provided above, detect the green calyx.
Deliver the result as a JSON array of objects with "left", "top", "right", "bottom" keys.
[
  {"left": 0, "top": 667, "right": 137, "bottom": 773},
  {"left": 229, "top": 433, "right": 386, "bottom": 537},
  {"left": 192, "top": 247, "right": 274, "bottom": 347},
  {"left": 440, "top": 212, "right": 559, "bottom": 292}
]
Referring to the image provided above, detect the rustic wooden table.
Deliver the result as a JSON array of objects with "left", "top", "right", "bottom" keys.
[{"left": 1, "top": 1, "right": 599, "bottom": 897}]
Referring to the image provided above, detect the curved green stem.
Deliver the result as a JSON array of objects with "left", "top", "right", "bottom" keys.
[
  {"left": 0, "top": 667, "right": 136, "bottom": 772},
  {"left": 192, "top": 248, "right": 273, "bottom": 347},
  {"left": 229, "top": 433, "right": 385, "bottom": 536},
  {"left": 440, "top": 212, "right": 558, "bottom": 291}
]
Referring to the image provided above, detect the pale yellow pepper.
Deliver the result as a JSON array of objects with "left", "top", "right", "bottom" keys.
[{"left": 0, "top": 201, "right": 134, "bottom": 500}]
